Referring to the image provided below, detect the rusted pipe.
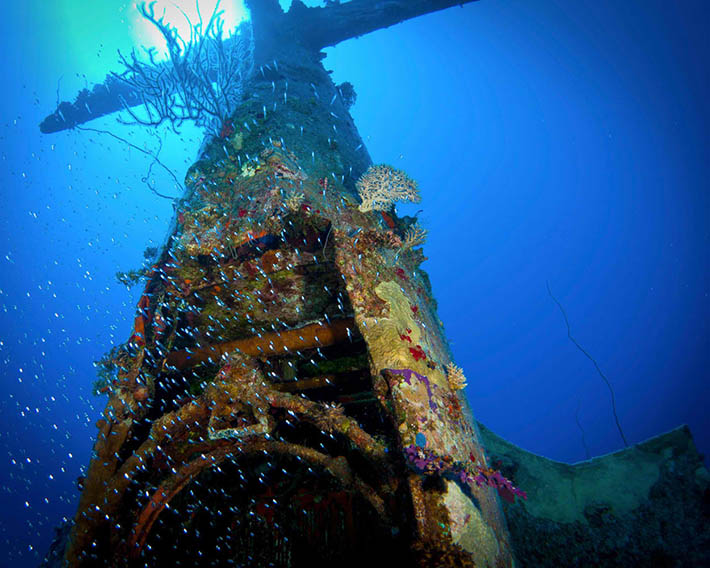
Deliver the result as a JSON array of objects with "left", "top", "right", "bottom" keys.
[{"left": 164, "top": 317, "right": 356, "bottom": 370}]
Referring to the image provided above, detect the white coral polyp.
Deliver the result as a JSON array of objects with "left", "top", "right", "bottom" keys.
[{"left": 357, "top": 164, "right": 421, "bottom": 212}]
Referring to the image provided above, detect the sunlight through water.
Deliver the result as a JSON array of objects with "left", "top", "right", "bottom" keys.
[{"left": 129, "top": 0, "right": 248, "bottom": 59}]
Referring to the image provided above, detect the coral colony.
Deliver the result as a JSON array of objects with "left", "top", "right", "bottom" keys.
[
  {"left": 114, "top": 1, "right": 254, "bottom": 135},
  {"left": 356, "top": 164, "right": 421, "bottom": 212},
  {"left": 404, "top": 439, "right": 527, "bottom": 505}
]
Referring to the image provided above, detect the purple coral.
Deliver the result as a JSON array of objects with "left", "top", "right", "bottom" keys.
[{"left": 403, "top": 443, "right": 527, "bottom": 504}]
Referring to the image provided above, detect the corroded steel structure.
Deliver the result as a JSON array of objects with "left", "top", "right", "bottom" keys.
[{"left": 43, "top": 1, "right": 521, "bottom": 566}]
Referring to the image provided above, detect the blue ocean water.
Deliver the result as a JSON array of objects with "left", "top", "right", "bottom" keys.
[{"left": 0, "top": 0, "right": 707, "bottom": 564}]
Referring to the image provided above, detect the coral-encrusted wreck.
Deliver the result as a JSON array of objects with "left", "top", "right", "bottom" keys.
[
  {"left": 41, "top": 2, "right": 518, "bottom": 566},
  {"left": 38, "top": 1, "right": 709, "bottom": 567}
]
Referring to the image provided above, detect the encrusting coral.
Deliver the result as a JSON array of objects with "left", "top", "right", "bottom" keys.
[{"left": 356, "top": 164, "right": 421, "bottom": 212}]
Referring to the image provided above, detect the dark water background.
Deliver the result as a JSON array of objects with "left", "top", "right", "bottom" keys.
[{"left": 0, "top": 0, "right": 707, "bottom": 564}]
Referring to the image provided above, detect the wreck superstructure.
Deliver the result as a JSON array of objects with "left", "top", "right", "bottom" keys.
[{"left": 60, "top": 3, "right": 516, "bottom": 567}]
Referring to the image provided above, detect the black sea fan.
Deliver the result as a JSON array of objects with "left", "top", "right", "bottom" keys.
[{"left": 113, "top": 1, "right": 254, "bottom": 135}]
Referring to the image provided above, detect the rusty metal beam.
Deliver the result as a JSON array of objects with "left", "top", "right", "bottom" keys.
[{"left": 164, "top": 317, "right": 357, "bottom": 370}]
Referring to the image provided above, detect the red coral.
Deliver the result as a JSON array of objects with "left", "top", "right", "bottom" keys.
[
  {"left": 444, "top": 393, "right": 463, "bottom": 422},
  {"left": 409, "top": 345, "right": 426, "bottom": 361}
]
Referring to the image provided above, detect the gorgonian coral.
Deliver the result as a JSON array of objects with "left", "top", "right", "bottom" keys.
[{"left": 114, "top": 1, "right": 254, "bottom": 135}]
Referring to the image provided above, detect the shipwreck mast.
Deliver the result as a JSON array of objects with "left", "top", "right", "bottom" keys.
[{"left": 42, "top": 1, "right": 517, "bottom": 566}]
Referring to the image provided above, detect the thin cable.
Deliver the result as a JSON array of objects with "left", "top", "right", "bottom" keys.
[
  {"left": 575, "top": 400, "right": 591, "bottom": 460},
  {"left": 322, "top": 224, "right": 333, "bottom": 261},
  {"left": 75, "top": 125, "right": 181, "bottom": 201},
  {"left": 546, "top": 280, "right": 629, "bottom": 447}
]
